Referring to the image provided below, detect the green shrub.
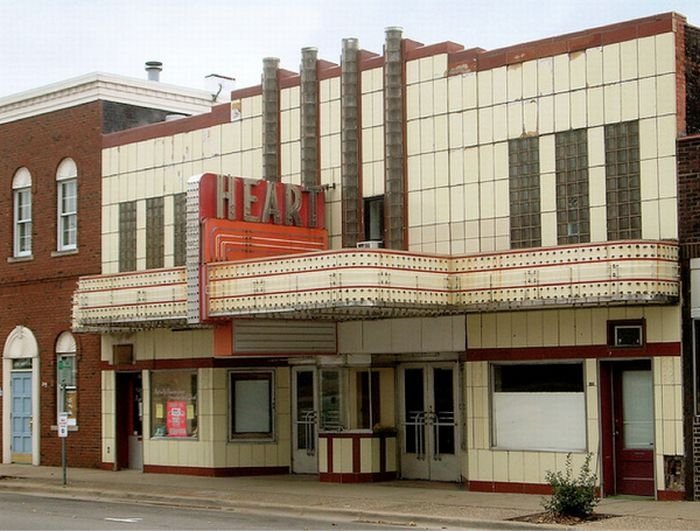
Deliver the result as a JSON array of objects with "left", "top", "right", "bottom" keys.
[{"left": 542, "top": 453, "right": 599, "bottom": 519}]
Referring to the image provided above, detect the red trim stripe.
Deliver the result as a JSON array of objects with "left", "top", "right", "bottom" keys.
[
  {"left": 208, "top": 285, "right": 452, "bottom": 302},
  {"left": 80, "top": 267, "right": 185, "bottom": 282},
  {"left": 468, "top": 480, "right": 553, "bottom": 495},
  {"left": 467, "top": 342, "right": 680, "bottom": 361},
  {"left": 80, "top": 299, "right": 186, "bottom": 311},
  {"left": 460, "top": 277, "right": 677, "bottom": 293},
  {"left": 205, "top": 240, "right": 677, "bottom": 267},
  {"left": 78, "top": 281, "right": 186, "bottom": 294}
]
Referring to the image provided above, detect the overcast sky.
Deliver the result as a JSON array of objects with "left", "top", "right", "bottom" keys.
[{"left": 1, "top": 1, "right": 699, "bottom": 99}]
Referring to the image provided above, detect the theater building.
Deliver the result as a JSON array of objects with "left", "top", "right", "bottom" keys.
[
  {"left": 74, "top": 12, "right": 693, "bottom": 498},
  {"left": 0, "top": 73, "right": 213, "bottom": 467}
]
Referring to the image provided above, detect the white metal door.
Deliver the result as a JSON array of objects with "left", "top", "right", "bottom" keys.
[
  {"left": 292, "top": 367, "right": 318, "bottom": 474},
  {"left": 400, "top": 364, "right": 460, "bottom": 482}
]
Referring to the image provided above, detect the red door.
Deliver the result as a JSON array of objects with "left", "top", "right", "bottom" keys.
[{"left": 600, "top": 361, "right": 654, "bottom": 496}]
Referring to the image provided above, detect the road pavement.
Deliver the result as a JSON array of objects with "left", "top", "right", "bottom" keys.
[
  {"left": 1, "top": 464, "right": 700, "bottom": 529},
  {"left": 0, "top": 491, "right": 437, "bottom": 530}
]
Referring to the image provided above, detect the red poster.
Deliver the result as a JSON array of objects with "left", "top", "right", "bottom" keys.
[{"left": 166, "top": 401, "right": 187, "bottom": 437}]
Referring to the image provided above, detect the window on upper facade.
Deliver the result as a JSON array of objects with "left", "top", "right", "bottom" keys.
[
  {"left": 56, "top": 331, "right": 77, "bottom": 425},
  {"left": 146, "top": 197, "right": 164, "bottom": 269},
  {"left": 151, "top": 369, "right": 198, "bottom": 439},
  {"left": 229, "top": 370, "right": 274, "bottom": 440},
  {"left": 508, "top": 137, "right": 541, "bottom": 249},
  {"left": 363, "top": 195, "right": 384, "bottom": 247},
  {"left": 173, "top": 193, "right": 187, "bottom": 267},
  {"left": 556, "top": 129, "right": 590, "bottom": 244},
  {"left": 56, "top": 158, "right": 78, "bottom": 252},
  {"left": 119, "top": 201, "right": 137, "bottom": 272},
  {"left": 491, "top": 362, "right": 585, "bottom": 451},
  {"left": 605, "top": 121, "right": 641, "bottom": 240},
  {"left": 12, "top": 167, "right": 32, "bottom": 258}
]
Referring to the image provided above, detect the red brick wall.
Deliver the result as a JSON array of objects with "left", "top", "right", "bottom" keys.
[
  {"left": 0, "top": 102, "right": 103, "bottom": 467},
  {"left": 0, "top": 281, "right": 102, "bottom": 467},
  {"left": 678, "top": 135, "right": 700, "bottom": 498},
  {"left": 678, "top": 136, "right": 700, "bottom": 244},
  {"left": 685, "top": 25, "right": 700, "bottom": 136}
]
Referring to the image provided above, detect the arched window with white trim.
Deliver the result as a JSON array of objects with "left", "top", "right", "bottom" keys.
[
  {"left": 12, "top": 168, "right": 32, "bottom": 257},
  {"left": 56, "top": 158, "right": 77, "bottom": 251},
  {"left": 56, "top": 331, "right": 78, "bottom": 424}
]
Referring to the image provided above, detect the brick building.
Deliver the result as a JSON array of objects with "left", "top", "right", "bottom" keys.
[
  {"left": 0, "top": 73, "right": 213, "bottom": 467},
  {"left": 74, "top": 12, "right": 695, "bottom": 499},
  {"left": 677, "top": 21, "right": 700, "bottom": 497}
]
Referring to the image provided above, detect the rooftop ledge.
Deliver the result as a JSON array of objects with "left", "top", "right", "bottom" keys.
[{"left": 73, "top": 240, "right": 679, "bottom": 331}]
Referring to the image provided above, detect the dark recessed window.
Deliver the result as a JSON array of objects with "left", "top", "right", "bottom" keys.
[
  {"left": 494, "top": 363, "right": 583, "bottom": 393},
  {"left": 363, "top": 196, "right": 384, "bottom": 245}
]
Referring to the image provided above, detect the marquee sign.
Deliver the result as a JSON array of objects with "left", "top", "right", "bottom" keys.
[
  {"left": 198, "top": 174, "right": 325, "bottom": 229},
  {"left": 196, "top": 173, "right": 328, "bottom": 265}
]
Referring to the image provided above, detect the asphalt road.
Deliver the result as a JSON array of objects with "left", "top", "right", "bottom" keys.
[{"left": 0, "top": 491, "right": 428, "bottom": 530}]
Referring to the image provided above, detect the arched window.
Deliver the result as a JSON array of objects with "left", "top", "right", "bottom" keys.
[
  {"left": 12, "top": 168, "right": 32, "bottom": 257},
  {"left": 56, "top": 158, "right": 78, "bottom": 251},
  {"left": 56, "top": 331, "right": 77, "bottom": 423}
]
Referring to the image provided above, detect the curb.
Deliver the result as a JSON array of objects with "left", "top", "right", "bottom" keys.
[{"left": 0, "top": 480, "right": 564, "bottom": 530}]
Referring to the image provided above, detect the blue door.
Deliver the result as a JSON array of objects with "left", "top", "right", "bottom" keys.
[{"left": 11, "top": 372, "right": 32, "bottom": 459}]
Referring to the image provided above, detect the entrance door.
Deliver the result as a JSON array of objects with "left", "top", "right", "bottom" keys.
[
  {"left": 400, "top": 364, "right": 460, "bottom": 482},
  {"left": 601, "top": 361, "right": 654, "bottom": 496},
  {"left": 116, "top": 373, "right": 143, "bottom": 470},
  {"left": 292, "top": 367, "right": 318, "bottom": 474},
  {"left": 11, "top": 371, "right": 32, "bottom": 463}
]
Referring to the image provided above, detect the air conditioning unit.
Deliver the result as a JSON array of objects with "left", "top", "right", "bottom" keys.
[
  {"left": 613, "top": 324, "right": 643, "bottom": 347},
  {"left": 356, "top": 240, "right": 383, "bottom": 249}
]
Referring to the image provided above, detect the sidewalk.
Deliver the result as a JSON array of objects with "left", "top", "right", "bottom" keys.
[{"left": 1, "top": 464, "right": 699, "bottom": 529}]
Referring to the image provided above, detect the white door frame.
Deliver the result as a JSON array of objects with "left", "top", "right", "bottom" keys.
[
  {"left": 398, "top": 362, "right": 461, "bottom": 482},
  {"left": 291, "top": 366, "right": 318, "bottom": 474},
  {"left": 2, "top": 326, "right": 40, "bottom": 465}
]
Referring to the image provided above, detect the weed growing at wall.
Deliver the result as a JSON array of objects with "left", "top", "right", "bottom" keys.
[{"left": 543, "top": 453, "right": 599, "bottom": 519}]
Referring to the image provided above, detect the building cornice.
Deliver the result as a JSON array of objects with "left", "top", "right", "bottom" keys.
[{"left": 0, "top": 72, "right": 214, "bottom": 125}]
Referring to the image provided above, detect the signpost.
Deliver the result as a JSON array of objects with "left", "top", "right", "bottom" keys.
[{"left": 58, "top": 384, "right": 68, "bottom": 486}]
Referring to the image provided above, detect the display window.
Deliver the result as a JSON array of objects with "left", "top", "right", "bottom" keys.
[
  {"left": 491, "top": 362, "right": 585, "bottom": 451},
  {"left": 230, "top": 371, "right": 274, "bottom": 440},
  {"left": 151, "top": 370, "right": 198, "bottom": 438}
]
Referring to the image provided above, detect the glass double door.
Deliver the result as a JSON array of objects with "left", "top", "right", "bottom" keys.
[{"left": 399, "top": 363, "right": 460, "bottom": 482}]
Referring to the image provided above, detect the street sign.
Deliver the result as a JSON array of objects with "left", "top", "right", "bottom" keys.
[{"left": 58, "top": 412, "right": 68, "bottom": 438}]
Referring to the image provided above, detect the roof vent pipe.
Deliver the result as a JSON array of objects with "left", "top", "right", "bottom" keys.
[{"left": 145, "top": 61, "right": 163, "bottom": 82}]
